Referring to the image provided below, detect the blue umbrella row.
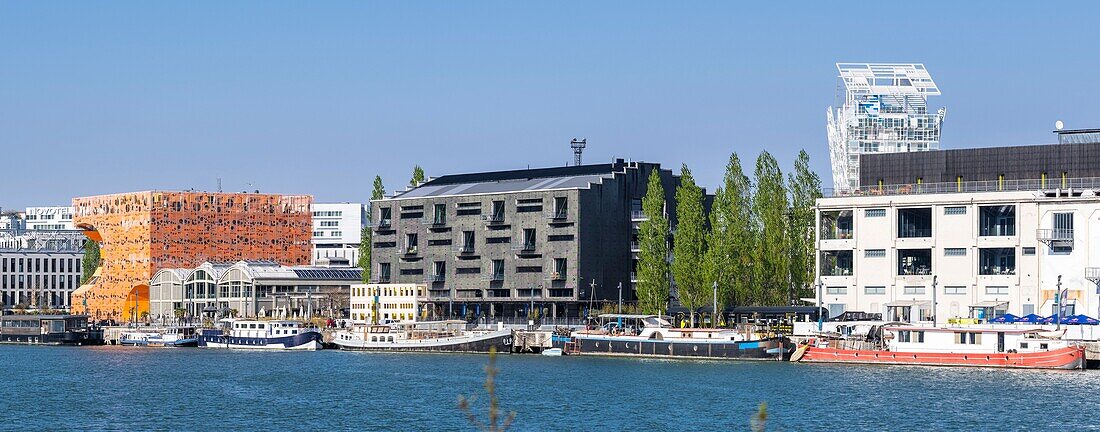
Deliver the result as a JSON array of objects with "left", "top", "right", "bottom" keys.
[{"left": 989, "top": 313, "right": 1100, "bottom": 325}]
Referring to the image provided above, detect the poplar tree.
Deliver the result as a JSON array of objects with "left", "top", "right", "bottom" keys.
[
  {"left": 752, "top": 151, "right": 790, "bottom": 306},
  {"left": 672, "top": 165, "right": 707, "bottom": 326},
  {"left": 636, "top": 170, "right": 670, "bottom": 315},
  {"left": 81, "top": 240, "right": 100, "bottom": 284},
  {"left": 360, "top": 176, "right": 386, "bottom": 283},
  {"left": 788, "top": 150, "right": 822, "bottom": 301},
  {"left": 410, "top": 165, "right": 426, "bottom": 187},
  {"left": 705, "top": 152, "right": 755, "bottom": 312}
]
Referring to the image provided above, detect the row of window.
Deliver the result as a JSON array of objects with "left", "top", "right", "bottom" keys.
[
  {"left": 312, "top": 211, "right": 343, "bottom": 217},
  {"left": 0, "top": 257, "right": 82, "bottom": 274},
  {"left": 824, "top": 205, "right": 1032, "bottom": 239},
  {"left": 825, "top": 285, "right": 1009, "bottom": 295},
  {"left": 312, "top": 231, "right": 343, "bottom": 237},
  {"left": 376, "top": 197, "right": 571, "bottom": 227},
  {"left": 823, "top": 247, "right": 1038, "bottom": 276},
  {"left": 2, "top": 275, "right": 80, "bottom": 291},
  {"left": 374, "top": 258, "right": 569, "bottom": 281}
]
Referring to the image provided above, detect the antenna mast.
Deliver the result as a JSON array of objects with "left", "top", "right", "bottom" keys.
[{"left": 570, "top": 138, "right": 587, "bottom": 166}]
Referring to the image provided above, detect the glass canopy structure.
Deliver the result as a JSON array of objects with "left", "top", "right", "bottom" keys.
[{"left": 827, "top": 63, "right": 946, "bottom": 193}]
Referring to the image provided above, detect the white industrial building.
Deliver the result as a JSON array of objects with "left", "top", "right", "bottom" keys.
[{"left": 311, "top": 202, "right": 367, "bottom": 265}]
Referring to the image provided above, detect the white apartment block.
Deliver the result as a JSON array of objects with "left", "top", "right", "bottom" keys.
[
  {"left": 24, "top": 206, "right": 76, "bottom": 230},
  {"left": 311, "top": 203, "right": 367, "bottom": 265},
  {"left": 816, "top": 189, "right": 1100, "bottom": 323},
  {"left": 349, "top": 283, "right": 427, "bottom": 324}
]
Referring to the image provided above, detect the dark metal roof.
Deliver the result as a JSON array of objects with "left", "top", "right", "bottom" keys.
[{"left": 391, "top": 159, "right": 629, "bottom": 199}]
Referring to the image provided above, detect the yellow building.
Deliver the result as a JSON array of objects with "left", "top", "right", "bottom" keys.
[{"left": 350, "top": 283, "right": 427, "bottom": 323}]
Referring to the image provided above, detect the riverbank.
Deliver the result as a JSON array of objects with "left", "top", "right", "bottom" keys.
[{"left": 2, "top": 345, "right": 1095, "bottom": 430}]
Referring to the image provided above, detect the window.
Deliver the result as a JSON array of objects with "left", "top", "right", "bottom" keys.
[
  {"left": 460, "top": 231, "right": 475, "bottom": 253},
  {"left": 898, "top": 249, "right": 932, "bottom": 275},
  {"left": 955, "top": 332, "right": 981, "bottom": 345},
  {"left": 825, "top": 286, "right": 847, "bottom": 295},
  {"left": 944, "top": 286, "right": 966, "bottom": 295},
  {"left": 864, "top": 286, "right": 886, "bottom": 295},
  {"left": 979, "top": 248, "right": 1015, "bottom": 275},
  {"left": 1022, "top": 247, "right": 1036, "bottom": 256},
  {"left": 553, "top": 197, "right": 568, "bottom": 218},
  {"left": 865, "top": 208, "right": 886, "bottom": 218},
  {"left": 864, "top": 249, "right": 886, "bottom": 258},
  {"left": 331, "top": 231, "right": 342, "bottom": 237},
  {"left": 491, "top": 260, "right": 505, "bottom": 280},
  {"left": 433, "top": 203, "right": 447, "bottom": 225},
  {"left": 312, "top": 231, "right": 324, "bottom": 237},
  {"left": 944, "top": 248, "right": 967, "bottom": 257},
  {"left": 944, "top": 206, "right": 967, "bottom": 215},
  {"left": 979, "top": 205, "right": 1016, "bottom": 236},
  {"left": 404, "top": 233, "right": 418, "bottom": 253},
  {"left": 821, "top": 251, "right": 853, "bottom": 276},
  {"left": 985, "top": 286, "right": 1009, "bottom": 295},
  {"left": 319, "top": 221, "right": 339, "bottom": 227},
  {"left": 898, "top": 330, "right": 923, "bottom": 343},
  {"left": 903, "top": 286, "right": 925, "bottom": 295},
  {"left": 432, "top": 261, "right": 446, "bottom": 281},
  {"left": 821, "top": 210, "right": 854, "bottom": 239},
  {"left": 1051, "top": 212, "right": 1074, "bottom": 253},
  {"left": 490, "top": 201, "right": 505, "bottom": 222},
  {"left": 897, "top": 208, "right": 932, "bottom": 238},
  {"left": 553, "top": 258, "right": 567, "bottom": 280},
  {"left": 378, "top": 207, "right": 392, "bottom": 227},
  {"left": 378, "top": 263, "right": 391, "bottom": 282}
]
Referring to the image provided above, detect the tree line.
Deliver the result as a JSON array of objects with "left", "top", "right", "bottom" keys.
[{"left": 635, "top": 150, "right": 822, "bottom": 322}]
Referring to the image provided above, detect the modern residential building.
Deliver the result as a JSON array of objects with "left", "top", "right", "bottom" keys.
[
  {"left": 369, "top": 159, "right": 692, "bottom": 319},
  {"left": 827, "top": 63, "right": 946, "bottom": 193},
  {"left": 311, "top": 202, "right": 367, "bottom": 265},
  {"left": 349, "top": 283, "right": 427, "bottom": 323},
  {"left": 0, "top": 230, "right": 86, "bottom": 311},
  {"left": 815, "top": 132, "right": 1100, "bottom": 323},
  {"left": 71, "top": 191, "right": 313, "bottom": 321},
  {"left": 148, "top": 260, "right": 360, "bottom": 323}
]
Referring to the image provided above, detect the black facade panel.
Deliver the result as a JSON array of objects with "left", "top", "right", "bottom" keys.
[{"left": 859, "top": 141, "right": 1100, "bottom": 186}]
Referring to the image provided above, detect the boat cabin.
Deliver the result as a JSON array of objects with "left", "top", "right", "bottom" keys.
[
  {"left": 885, "top": 326, "right": 1070, "bottom": 354},
  {"left": 1, "top": 315, "right": 90, "bottom": 337},
  {"left": 222, "top": 320, "right": 309, "bottom": 338}
]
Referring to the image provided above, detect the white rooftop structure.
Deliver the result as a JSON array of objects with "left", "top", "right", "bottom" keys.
[{"left": 827, "top": 63, "right": 947, "bottom": 193}]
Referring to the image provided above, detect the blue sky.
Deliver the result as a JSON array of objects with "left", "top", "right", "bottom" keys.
[{"left": 2, "top": 1, "right": 1098, "bottom": 209}]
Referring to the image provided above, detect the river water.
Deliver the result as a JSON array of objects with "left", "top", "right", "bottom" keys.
[{"left": 1, "top": 345, "right": 1096, "bottom": 431}]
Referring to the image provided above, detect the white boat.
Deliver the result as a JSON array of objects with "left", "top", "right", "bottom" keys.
[
  {"left": 198, "top": 319, "right": 323, "bottom": 350},
  {"left": 333, "top": 320, "right": 512, "bottom": 353},
  {"left": 541, "top": 347, "right": 563, "bottom": 356},
  {"left": 120, "top": 326, "right": 198, "bottom": 347}
]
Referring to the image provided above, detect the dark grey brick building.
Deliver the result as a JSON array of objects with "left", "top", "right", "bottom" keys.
[{"left": 369, "top": 159, "right": 698, "bottom": 319}]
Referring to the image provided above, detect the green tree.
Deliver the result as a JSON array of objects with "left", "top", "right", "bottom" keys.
[
  {"left": 410, "top": 165, "right": 426, "bottom": 187},
  {"left": 704, "top": 152, "right": 755, "bottom": 313},
  {"left": 672, "top": 164, "right": 707, "bottom": 326},
  {"left": 636, "top": 170, "right": 670, "bottom": 314},
  {"left": 80, "top": 240, "right": 100, "bottom": 284},
  {"left": 787, "top": 150, "right": 822, "bottom": 301},
  {"left": 752, "top": 151, "right": 790, "bottom": 306},
  {"left": 360, "top": 176, "right": 386, "bottom": 283}
]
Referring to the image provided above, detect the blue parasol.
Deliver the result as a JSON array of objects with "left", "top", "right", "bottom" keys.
[
  {"left": 989, "top": 313, "right": 1019, "bottom": 323},
  {"left": 1064, "top": 314, "right": 1100, "bottom": 325},
  {"left": 1016, "top": 313, "right": 1043, "bottom": 323}
]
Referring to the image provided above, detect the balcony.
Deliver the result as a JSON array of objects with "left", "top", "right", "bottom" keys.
[
  {"left": 371, "top": 220, "right": 394, "bottom": 233},
  {"left": 631, "top": 210, "right": 648, "bottom": 221},
  {"left": 452, "top": 244, "right": 476, "bottom": 256},
  {"left": 1087, "top": 267, "right": 1100, "bottom": 283},
  {"left": 630, "top": 240, "right": 640, "bottom": 252},
  {"left": 1036, "top": 229, "right": 1073, "bottom": 243},
  {"left": 370, "top": 275, "right": 391, "bottom": 284},
  {"left": 426, "top": 274, "right": 446, "bottom": 283},
  {"left": 546, "top": 271, "right": 565, "bottom": 281},
  {"left": 545, "top": 210, "right": 569, "bottom": 222},
  {"left": 511, "top": 241, "right": 537, "bottom": 253},
  {"left": 484, "top": 272, "right": 505, "bottom": 282},
  {"left": 482, "top": 214, "right": 506, "bottom": 226},
  {"left": 400, "top": 245, "right": 419, "bottom": 256},
  {"left": 820, "top": 210, "right": 853, "bottom": 240}
]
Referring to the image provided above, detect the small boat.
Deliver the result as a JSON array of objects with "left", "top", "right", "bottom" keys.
[
  {"left": 120, "top": 326, "right": 198, "bottom": 347},
  {"left": 198, "top": 319, "right": 323, "bottom": 350},
  {"left": 562, "top": 314, "right": 789, "bottom": 360},
  {"left": 794, "top": 325, "right": 1085, "bottom": 370},
  {"left": 0, "top": 315, "right": 104, "bottom": 346},
  {"left": 333, "top": 320, "right": 512, "bottom": 353},
  {"left": 541, "top": 347, "right": 564, "bottom": 356}
]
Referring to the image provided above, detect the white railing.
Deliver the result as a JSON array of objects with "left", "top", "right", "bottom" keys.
[{"left": 826, "top": 176, "right": 1100, "bottom": 197}]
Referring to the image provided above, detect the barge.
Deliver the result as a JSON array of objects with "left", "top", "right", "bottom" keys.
[
  {"left": 0, "top": 315, "right": 105, "bottom": 346},
  {"left": 333, "top": 320, "right": 512, "bottom": 353},
  {"left": 561, "top": 314, "right": 790, "bottom": 360},
  {"left": 793, "top": 325, "right": 1085, "bottom": 370}
]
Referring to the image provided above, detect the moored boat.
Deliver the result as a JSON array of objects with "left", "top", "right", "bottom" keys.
[
  {"left": 333, "top": 320, "right": 512, "bottom": 353},
  {"left": 794, "top": 325, "right": 1085, "bottom": 370},
  {"left": 0, "top": 315, "right": 105, "bottom": 346},
  {"left": 120, "top": 326, "right": 198, "bottom": 347},
  {"left": 562, "top": 314, "right": 789, "bottom": 361},
  {"left": 198, "top": 319, "right": 323, "bottom": 350}
]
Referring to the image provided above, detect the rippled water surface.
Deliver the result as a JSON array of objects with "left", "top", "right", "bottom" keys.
[{"left": 1, "top": 345, "right": 1097, "bottom": 431}]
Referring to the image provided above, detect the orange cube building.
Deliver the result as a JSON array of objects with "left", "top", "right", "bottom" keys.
[{"left": 71, "top": 191, "right": 312, "bottom": 321}]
